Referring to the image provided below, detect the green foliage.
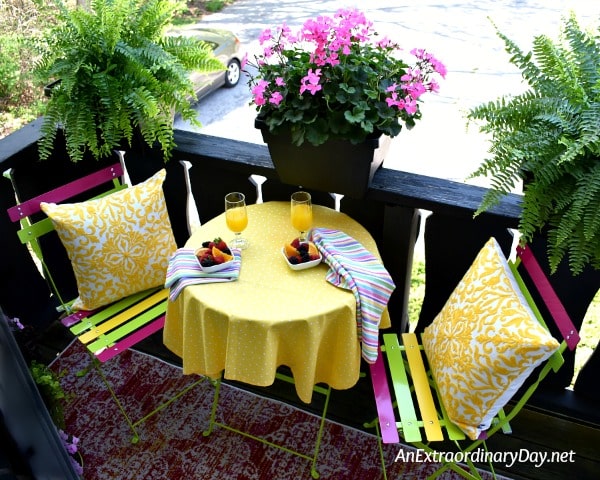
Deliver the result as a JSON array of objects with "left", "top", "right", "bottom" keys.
[
  {"left": 467, "top": 14, "right": 600, "bottom": 274},
  {"left": 408, "top": 259, "right": 426, "bottom": 328},
  {"left": 34, "top": 0, "right": 225, "bottom": 162},
  {"left": 30, "top": 360, "right": 67, "bottom": 429},
  {"left": 205, "top": 0, "right": 227, "bottom": 13},
  {"left": 0, "top": 35, "right": 21, "bottom": 99},
  {"left": 0, "top": 0, "right": 58, "bottom": 137}
]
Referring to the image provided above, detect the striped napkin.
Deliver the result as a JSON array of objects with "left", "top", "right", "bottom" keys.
[
  {"left": 165, "top": 248, "right": 241, "bottom": 301},
  {"left": 308, "top": 228, "right": 395, "bottom": 363}
]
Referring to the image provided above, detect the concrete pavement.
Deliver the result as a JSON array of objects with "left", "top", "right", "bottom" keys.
[{"left": 174, "top": 0, "right": 599, "bottom": 186}]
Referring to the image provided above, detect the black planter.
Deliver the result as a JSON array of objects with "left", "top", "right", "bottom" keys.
[{"left": 256, "top": 118, "right": 390, "bottom": 198}]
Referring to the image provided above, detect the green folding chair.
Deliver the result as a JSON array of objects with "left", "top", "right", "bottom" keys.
[
  {"left": 369, "top": 238, "right": 578, "bottom": 479},
  {"left": 6, "top": 162, "right": 204, "bottom": 443}
]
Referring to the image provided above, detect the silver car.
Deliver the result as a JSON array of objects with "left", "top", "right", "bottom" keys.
[{"left": 173, "top": 27, "right": 243, "bottom": 101}]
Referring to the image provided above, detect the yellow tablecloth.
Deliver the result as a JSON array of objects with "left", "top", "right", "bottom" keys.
[{"left": 163, "top": 201, "right": 391, "bottom": 403}]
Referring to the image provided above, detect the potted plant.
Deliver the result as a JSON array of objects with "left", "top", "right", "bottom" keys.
[
  {"left": 246, "top": 7, "right": 446, "bottom": 197},
  {"left": 33, "top": 0, "right": 225, "bottom": 163},
  {"left": 467, "top": 14, "right": 600, "bottom": 275}
]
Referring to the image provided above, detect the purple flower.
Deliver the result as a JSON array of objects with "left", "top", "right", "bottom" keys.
[{"left": 8, "top": 316, "right": 25, "bottom": 330}]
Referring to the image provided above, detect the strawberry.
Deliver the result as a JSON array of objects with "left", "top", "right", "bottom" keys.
[
  {"left": 214, "top": 237, "right": 228, "bottom": 251},
  {"left": 291, "top": 238, "right": 301, "bottom": 248}
]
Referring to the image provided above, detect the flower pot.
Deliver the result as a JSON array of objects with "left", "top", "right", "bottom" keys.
[{"left": 256, "top": 118, "right": 390, "bottom": 198}]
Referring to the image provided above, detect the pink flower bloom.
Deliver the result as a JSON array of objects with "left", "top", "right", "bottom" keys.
[
  {"left": 326, "top": 51, "right": 340, "bottom": 66},
  {"left": 300, "top": 68, "right": 322, "bottom": 95},
  {"left": 269, "top": 91, "right": 284, "bottom": 105},
  {"left": 431, "top": 58, "right": 447, "bottom": 78},
  {"left": 404, "top": 98, "right": 418, "bottom": 115},
  {"left": 385, "top": 93, "right": 398, "bottom": 107},
  {"left": 251, "top": 80, "right": 269, "bottom": 105},
  {"left": 253, "top": 95, "right": 266, "bottom": 106},
  {"left": 279, "top": 23, "right": 291, "bottom": 38},
  {"left": 259, "top": 28, "right": 272, "bottom": 45},
  {"left": 275, "top": 77, "right": 286, "bottom": 86},
  {"left": 377, "top": 37, "right": 394, "bottom": 49},
  {"left": 406, "top": 82, "right": 427, "bottom": 99},
  {"left": 240, "top": 52, "right": 248, "bottom": 70}
]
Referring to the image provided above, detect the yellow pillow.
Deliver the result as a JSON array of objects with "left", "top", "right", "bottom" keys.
[
  {"left": 41, "top": 169, "right": 177, "bottom": 311},
  {"left": 421, "top": 237, "right": 559, "bottom": 440}
]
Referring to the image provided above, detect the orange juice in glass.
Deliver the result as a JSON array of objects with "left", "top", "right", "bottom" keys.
[
  {"left": 291, "top": 191, "right": 312, "bottom": 242},
  {"left": 226, "top": 206, "right": 248, "bottom": 232},
  {"left": 225, "top": 192, "right": 249, "bottom": 249}
]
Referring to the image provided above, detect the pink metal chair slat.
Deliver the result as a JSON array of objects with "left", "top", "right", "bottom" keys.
[
  {"left": 61, "top": 309, "right": 95, "bottom": 328},
  {"left": 95, "top": 316, "right": 165, "bottom": 363},
  {"left": 369, "top": 346, "right": 400, "bottom": 444},
  {"left": 7, "top": 163, "right": 123, "bottom": 221},
  {"left": 517, "top": 244, "right": 580, "bottom": 350}
]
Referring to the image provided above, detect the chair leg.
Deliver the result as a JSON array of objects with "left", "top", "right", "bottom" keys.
[
  {"left": 203, "top": 374, "right": 331, "bottom": 479},
  {"left": 375, "top": 421, "right": 389, "bottom": 480},
  {"left": 309, "top": 384, "right": 331, "bottom": 479},
  {"left": 203, "top": 376, "right": 222, "bottom": 437},
  {"left": 130, "top": 375, "right": 205, "bottom": 436},
  {"left": 88, "top": 352, "right": 204, "bottom": 443},
  {"left": 414, "top": 439, "right": 492, "bottom": 480},
  {"left": 91, "top": 358, "right": 141, "bottom": 443}
]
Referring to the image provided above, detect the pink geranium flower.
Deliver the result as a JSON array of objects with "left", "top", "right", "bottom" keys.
[
  {"left": 300, "top": 69, "right": 322, "bottom": 95},
  {"left": 244, "top": 8, "right": 446, "bottom": 146}
]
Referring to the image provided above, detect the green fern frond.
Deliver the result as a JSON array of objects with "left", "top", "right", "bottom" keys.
[
  {"left": 468, "top": 13, "right": 600, "bottom": 273},
  {"left": 490, "top": 20, "right": 545, "bottom": 90},
  {"left": 35, "top": 0, "right": 220, "bottom": 163}
]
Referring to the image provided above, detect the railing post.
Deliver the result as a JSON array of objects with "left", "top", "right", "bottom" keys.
[{"left": 381, "top": 205, "right": 421, "bottom": 334}]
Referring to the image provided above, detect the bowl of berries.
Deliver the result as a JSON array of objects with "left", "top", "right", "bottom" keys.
[
  {"left": 282, "top": 238, "right": 322, "bottom": 271},
  {"left": 195, "top": 237, "right": 235, "bottom": 273}
]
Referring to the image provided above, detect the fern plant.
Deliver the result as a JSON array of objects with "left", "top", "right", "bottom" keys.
[
  {"left": 467, "top": 14, "right": 600, "bottom": 275},
  {"left": 34, "top": 0, "right": 224, "bottom": 162}
]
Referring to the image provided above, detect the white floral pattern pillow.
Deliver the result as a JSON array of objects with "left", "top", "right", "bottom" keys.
[
  {"left": 41, "top": 169, "right": 177, "bottom": 311},
  {"left": 422, "top": 237, "right": 560, "bottom": 440}
]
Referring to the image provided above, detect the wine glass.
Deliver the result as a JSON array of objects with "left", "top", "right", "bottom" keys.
[
  {"left": 225, "top": 192, "right": 249, "bottom": 249},
  {"left": 291, "top": 191, "right": 313, "bottom": 242}
]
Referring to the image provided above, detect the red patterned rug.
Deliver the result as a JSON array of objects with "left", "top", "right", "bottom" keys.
[{"left": 50, "top": 340, "right": 496, "bottom": 479}]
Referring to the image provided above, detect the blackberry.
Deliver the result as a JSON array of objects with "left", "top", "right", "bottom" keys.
[
  {"left": 288, "top": 256, "right": 300, "bottom": 265},
  {"left": 297, "top": 243, "right": 309, "bottom": 253},
  {"left": 301, "top": 253, "right": 311, "bottom": 263},
  {"left": 200, "top": 255, "right": 215, "bottom": 267},
  {"left": 202, "top": 241, "right": 211, "bottom": 248}
]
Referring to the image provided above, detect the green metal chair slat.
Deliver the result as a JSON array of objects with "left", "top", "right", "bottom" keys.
[
  {"left": 87, "top": 298, "right": 169, "bottom": 353},
  {"left": 382, "top": 333, "right": 422, "bottom": 443},
  {"left": 69, "top": 288, "right": 160, "bottom": 336}
]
